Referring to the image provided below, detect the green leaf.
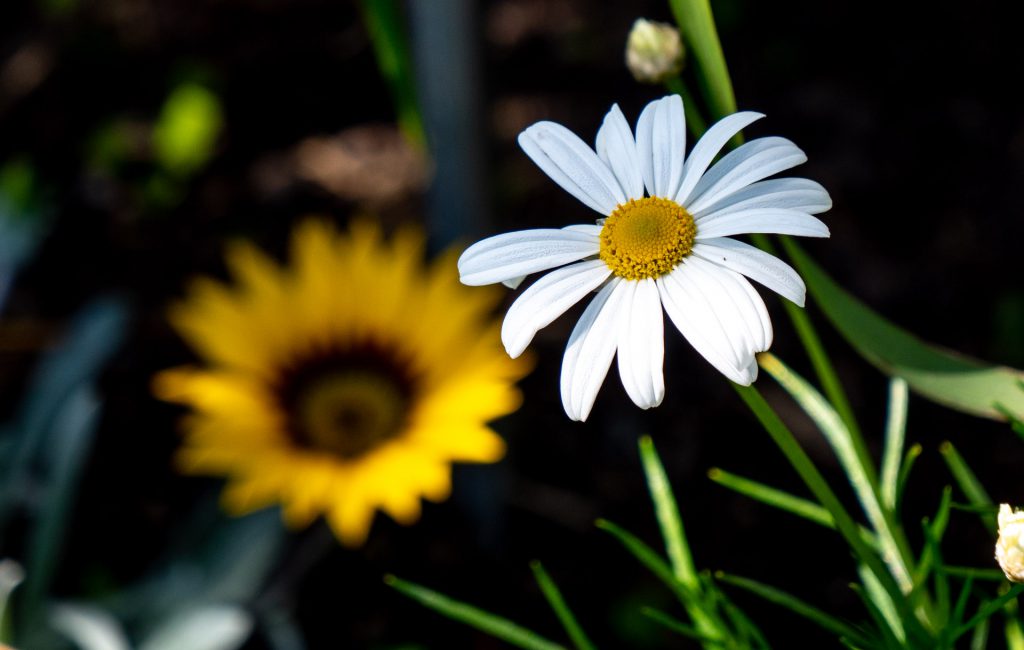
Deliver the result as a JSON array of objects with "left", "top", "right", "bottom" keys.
[
  {"left": 954, "top": 586, "right": 1024, "bottom": 643},
  {"left": 357, "top": 0, "right": 426, "bottom": 149},
  {"left": 732, "top": 384, "right": 909, "bottom": 614},
  {"left": 895, "top": 444, "right": 922, "bottom": 512},
  {"left": 716, "top": 572, "right": 873, "bottom": 648},
  {"left": 638, "top": 436, "right": 697, "bottom": 588},
  {"left": 708, "top": 468, "right": 834, "bottom": 529},
  {"left": 666, "top": 0, "right": 737, "bottom": 121},
  {"left": 529, "top": 562, "right": 595, "bottom": 650},
  {"left": 385, "top": 576, "right": 565, "bottom": 650},
  {"left": 783, "top": 239, "right": 1024, "bottom": 422},
  {"left": 938, "top": 442, "right": 996, "bottom": 533},
  {"left": 759, "top": 353, "right": 914, "bottom": 593},
  {"left": 595, "top": 520, "right": 699, "bottom": 606},
  {"left": 639, "top": 607, "right": 725, "bottom": 646},
  {"left": 880, "top": 378, "right": 909, "bottom": 512}
]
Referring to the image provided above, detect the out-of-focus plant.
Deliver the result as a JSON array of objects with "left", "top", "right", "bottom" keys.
[
  {"left": 389, "top": 436, "right": 767, "bottom": 649},
  {"left": 0, "top": 160, "right": 50, "bottom": 313},
  {"left": 85, "top": 80, "right": 224, "bottom": 211}
]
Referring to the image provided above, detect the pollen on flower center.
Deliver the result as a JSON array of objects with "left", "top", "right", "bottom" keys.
[{"left": 599, "top": 196, "right": 696, "bottom": 280}]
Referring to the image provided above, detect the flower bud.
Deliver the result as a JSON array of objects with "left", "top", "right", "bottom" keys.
[
  {"left": 625, "top": 19, "right": 685, "bottom": 84},
  {"left": 996, "top": 503, "right": 1024, "bottom": 582}
]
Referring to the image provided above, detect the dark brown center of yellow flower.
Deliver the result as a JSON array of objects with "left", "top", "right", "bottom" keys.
[{"left": 276, "top": 344, "right": 415, "bottom": 459}]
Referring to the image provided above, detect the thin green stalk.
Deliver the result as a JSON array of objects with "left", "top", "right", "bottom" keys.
[
  {"left": 732, "top": 384, "right": 916, "bottom": 626},
  {"left": 529, "top": 562, "right": 596, "bottom": 650},
  {"left": 357, "top": 0, "right": 426, "bottom": 149},
  {"left": 638, "top": 436, "right": 697, "bottom": 588},
  {"left": 939, "top": 442, "right": 997, "bottom": 532},
  {"left": 880, "top": 378, "right": 909, "bottom": 511},
  {"left": 595, "top": 519, "right": 726, "bottom": 641},
  {"left": 666, "top": 0, "right": 737, "bottom": 120},
  {"left": 755, "top": 234, "right": 864, "bottom": 442},
  {"left": 717, "top": 572, "right": 873, "bottom": 648},
  {"left": 640, "top": 607, "right": 727, "bottom": 647},
  {"left": 385, "top": 575, "right": 565, "bottom": 650},
  {"left": 759, "top": 354, "right": 916, "bottom": 595},
  {"left": 953, "top": 585, "right": 1024, "bottom": 643},
  {"left": 708, "top": 468, "right": 835, "bottom": 529}
]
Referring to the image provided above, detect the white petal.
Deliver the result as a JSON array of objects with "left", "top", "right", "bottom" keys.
[
  {"left": 675, "top": 111, "right": 765, "bottom": 205},
  {"left": 636, "top": 95, "right": 686, "bottom": 198},
  {"left": 657, "top": 263, "right": 756, "bottom": 384},
  {"left": 692, "top": 178, "right": 832, "bottom": 219},
  {"left": 687, "top": 256, "right": 772, "bottom": 353},
  {"left": 616, "top": 278, "right": 665, "bottom": 409},
  {"left": 560, "top": 278, "right": 626, "bottom": 421},
  {"left": 595, "top": 104, "right": 645, "bottom": 200},
  {"left": 695, "top": 207, "right": 829, "bottom": 239},
  {"left": 459, "top": 229, "right": 599, "bottom": 286},
  {"left": 694, "top": 238, "right": 806, "bottom": 306},
  {"left": 501, "top": 260, "right": 612, "bottom": 358},
  {"left": 685, "top": 137, "right": 807, "bottom": 214},
  {"left": 502, "top": 277, "right": 526, "bottom": 289},
  {"left": 519, "top": 121, "right": 625, "bottom": 215},
  {"left": 562, "top": 223, "right": 603, "bottom": 236}
]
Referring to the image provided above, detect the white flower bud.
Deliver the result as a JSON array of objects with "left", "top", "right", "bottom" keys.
[
  {"left": 625, "top": 19, "right": 685, "bottom": 84},
  {"left": 996, "top": 503, "right": 1024, "bottom": 582}
]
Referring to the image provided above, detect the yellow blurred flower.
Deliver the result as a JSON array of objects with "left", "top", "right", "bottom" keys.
[
  {"left": 154, "top": 219, "right": 530, "bottom": 547},
  {"left": 997, "top": 503, "right": 1024, "bottom": 582}
]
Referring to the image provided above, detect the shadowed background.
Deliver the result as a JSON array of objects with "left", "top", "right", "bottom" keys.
[{"left": 1, "top": 0, "right": 1022, "bottom": 647}]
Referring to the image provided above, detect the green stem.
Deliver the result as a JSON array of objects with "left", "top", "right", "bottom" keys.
[
  {"left": 754, "top": 234, "right": 863, "bottom": 443},
  {"left": 357, "top": 0, "right": 427, "bottom": 150},
  {"left": 732, "top": 384, "right": 910, "bottom": 618}
]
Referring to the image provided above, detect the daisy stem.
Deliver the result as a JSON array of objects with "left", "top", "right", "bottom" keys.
[
  {"left": 665, "top": 77, "right": 708, "bottom": 138},
  {"left": 750, "top": 233, "right": 863, "bottom": 445},
  {"left": 732, "top": 383, "right": 911, "bottom": 619}
]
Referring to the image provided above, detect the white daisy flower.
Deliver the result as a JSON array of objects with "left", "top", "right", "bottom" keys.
[{"left": 459, "top": 95, "right": 831, "bottom": 421}]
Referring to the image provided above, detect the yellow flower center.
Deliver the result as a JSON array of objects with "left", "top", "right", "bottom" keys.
[
  {"left": 599, "top": 196, "right": 696, "bottom": 280},
  {"left": 294, "top": 370, "right": 408, "bottom": 459}
]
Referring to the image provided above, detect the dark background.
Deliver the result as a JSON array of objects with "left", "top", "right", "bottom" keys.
[{"left": 2, "top": 0, "right": 1022, "bottom": 647}]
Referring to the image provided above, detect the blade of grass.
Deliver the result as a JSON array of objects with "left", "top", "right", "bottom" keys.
[
  {"left": 357, "top": 0, "right": 426, "bottom": 149},
  {"left": 912, "top": 488, "right": 953, "bottom": 596},
  {"left": 880, "top": 378, "right": 909, "bottom": 511},
  {"left": 595, "top": 518, "right": 725, "bottom": 640},
  {"left": 666, "top": 0, "right": 736, "bottom": 121},
  {"left": 970, "top": 617, "right": 990, "bottom": 650},
  {"left": 848, "top": 583, "right": 906, "bottom": 650},
  {"left": 941, "top": 567, "right": 1005, "bottom": 581},
  {"left": 733, "top": 383, "right": 920, "bottom": 631},
  {"left": 953, "top": 585, "right": 1024, "bottom": 643},
  {"left": 751, "top": 234, "right": 864, "bottom": 440},
  {"left": 716, "top": 572, "right": 872, "bottom": 648},
  {"left": 951, "top": 577, "right": 975, "bottom": 630},
  {"left": 938, "top": 442, "right": 996, "bottom": 532},
  {"left": 638, "top": 436, "right": 697, "bottom": 588},
  {"left": 385, "top": 575, "right": 565, "bottom": 650},
  {"left": 639, "top": 607, "right": 726, "bottom": 647},
  {"left": 858, "top": 564, "right": 905, "bottom": 644},
  {"left": 708, "top": 468, "right": 879, "bottom": 549},
  {"left": 529, "top": 562, "right": 595, "bottom": 650},
  {"left": 1006, "top": 615, "right": 1024, "bottom": 650},
  {"left": 895, "top": 444, "right": 922, "bottom": 512},
  {"left": 759, "top": 353, "right": 914, "bottom": 594},
  {"left": 701, "top": 575, "right": 770, "bottom": 649}
]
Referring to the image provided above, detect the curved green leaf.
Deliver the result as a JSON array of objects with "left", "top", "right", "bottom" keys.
[{"left": 784, "top": 239, "right": 1024, "bottom": 421}]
